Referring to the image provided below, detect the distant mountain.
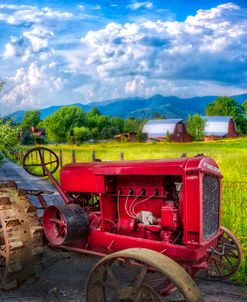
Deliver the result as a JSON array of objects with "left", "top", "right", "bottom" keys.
[{"left": 5, "top": 93, "right": 247, "bottom": 123}]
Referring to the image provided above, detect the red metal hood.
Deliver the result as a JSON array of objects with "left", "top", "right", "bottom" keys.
[{"left": 60, "top": 156, "right": 222, "bottom": 193}]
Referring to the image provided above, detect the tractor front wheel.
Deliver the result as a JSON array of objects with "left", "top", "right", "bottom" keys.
[
  {"left": 204, "top": 226, "right": 242, "bottom": 281},
  {"left": 0, "top": 181, "right": 44, "bottom": 290},
  {"left": 86, "top": 248, "right": 204, "bottom": 302}
]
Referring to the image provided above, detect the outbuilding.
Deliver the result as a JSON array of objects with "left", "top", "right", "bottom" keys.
[
  {"left": 142, "top": 119, "right": 192, "bottom": 142},
  {"left": 203, "top": 116, "right": 238, "bottom": 141},
  {"left": 114, "top": 132, "right": 137, "bottom": 142}
]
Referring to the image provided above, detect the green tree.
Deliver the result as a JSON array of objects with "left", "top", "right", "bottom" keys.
[
  {"left": 205, "top": 96, "right": 242, "bottom": 117},
  {"left": 205, "top": 96, "right": 247, "bottom": 134},
  {"left": 187, "top": 114, "right": 206, "bottom": 140},
  {"left": 88, "top": 107, "right": 101, "bottom": 116},
  {"left": 21, "top": 110, "right": 41, "bottom": 129},
  {"left": 0, "top": 119, "right": 19, "bottom": 149},
  {"left": 41, "top": 106, "right": 85, "bottom": 143},
  {"left": 242, "top": 100, "right": 247, "bottom": 114},
  {"left": 20, "top": 129, "right": 35, "bottom": 145},
  {"left": 73, "top": 126, "right": 92, "bottom": 144}
]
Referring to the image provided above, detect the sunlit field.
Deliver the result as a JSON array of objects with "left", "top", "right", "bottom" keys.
[{"left": 13, "top": 137, "right": 247, "bottom": 285}]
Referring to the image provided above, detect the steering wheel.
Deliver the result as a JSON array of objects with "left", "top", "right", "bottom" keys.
[{"left": 22, "top": 147, "right": 59, "bottom": 177}]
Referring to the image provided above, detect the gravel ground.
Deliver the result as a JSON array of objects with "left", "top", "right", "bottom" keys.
[{"left": 0, "top": 157, "right": 246, "bottom": 302}]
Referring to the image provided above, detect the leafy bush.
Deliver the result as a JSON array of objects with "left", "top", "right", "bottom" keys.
[
  {"left": 73, "top": 126, "right": 92, "bottom": 144},
  {"left": 0, "top": 119, "right": 19, "bottom": 150},
  {"left": 187, "top": 114, "right": 206, "bottom": 140}
]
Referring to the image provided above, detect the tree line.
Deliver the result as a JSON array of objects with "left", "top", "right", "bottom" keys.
[
  {"left": 16, "top": 107, "right": 146, "bottom": 145},
  {"left": 1, "top": 94, "right": 247, "bottom": 148}
]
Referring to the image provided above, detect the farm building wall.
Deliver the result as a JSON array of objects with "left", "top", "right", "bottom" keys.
[
  {"left": 143, "top": 120, "right": 192, "bottom": 142},
  {"left": 203, "top": 116, "right": 238, "bottom": 140},
  {"left": 170, "top": 123, "right": 192, "bottom": 142},
  {"left": 227, "top": 119, "right": 238, "bottom": 138}
]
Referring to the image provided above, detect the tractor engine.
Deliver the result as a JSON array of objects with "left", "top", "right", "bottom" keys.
[{"left": 101, "top": 174, "right": 182, "bottom": 243}]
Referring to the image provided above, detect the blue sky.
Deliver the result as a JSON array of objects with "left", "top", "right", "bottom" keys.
[{"left": 0, "top": 0, "right": 247, "bottom": 115}]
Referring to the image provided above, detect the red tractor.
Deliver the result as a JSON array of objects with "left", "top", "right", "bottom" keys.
[{"left": 0, "top": 147, "right": 242, "bottom": 301}]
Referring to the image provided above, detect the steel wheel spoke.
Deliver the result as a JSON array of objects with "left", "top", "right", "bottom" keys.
[
  {"left": 105, "top": 262, "right": 119, "bottom": 292},
  {"left": 224, "top": 256, "right": 235, "bottom": 270},
  {"left": 57, "top": 226, "right": 66, "bottom": 238},
  {"left": 122, "top": 258, "right": 138, "bottom": 281},
  {"left": 133, "top": 264, "right": 148, "bottom": 297},
  {"left": 50, "top": 218, "right": 61, "bottom": 224},
  {"left": 94, "top": 279, "right": 116, "bottom": 290},
  {"left": 45, "top": 160, "right": 57, "bottom": 165}
]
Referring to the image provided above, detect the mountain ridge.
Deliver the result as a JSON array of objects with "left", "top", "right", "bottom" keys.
[{"left": 4, "top": 93, "right": 247, "bottom": 123}]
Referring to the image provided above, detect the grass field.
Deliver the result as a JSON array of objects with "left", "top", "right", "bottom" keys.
[{"left": 14, "top": 137, "right": 247, "bottom": 285}]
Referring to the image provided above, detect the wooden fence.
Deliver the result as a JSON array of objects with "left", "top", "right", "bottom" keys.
[{"left": 8, "top": 149, "right": 125, "bottom": 167}]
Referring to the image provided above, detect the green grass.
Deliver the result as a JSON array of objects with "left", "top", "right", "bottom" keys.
[{"left": 12, "top": 137, "right": 247, "bottom": 285}]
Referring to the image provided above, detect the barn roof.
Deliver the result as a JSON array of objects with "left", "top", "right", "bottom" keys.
[
  {"left": 202, "top": 116, "right": 232, "bottom": 122},
  {"left": 202, "top": 116, "right": 234, "bottom": 136},
  {"left": 142, "top": 119, "right": 183, "bottom": 137}
]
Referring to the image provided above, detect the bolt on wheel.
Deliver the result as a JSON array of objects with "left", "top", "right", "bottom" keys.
[
  {"left": 86, "top": 248, "right": 204, "bottom": 302},
  {"left": 204, "top": 226, "right": 242, "bottom": 280}
]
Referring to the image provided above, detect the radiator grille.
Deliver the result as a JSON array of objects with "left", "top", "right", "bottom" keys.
[{"left": 203, "top": 175, "right": 220, "bottom": 240}]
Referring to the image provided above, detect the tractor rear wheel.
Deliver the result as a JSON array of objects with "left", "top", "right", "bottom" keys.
[
  {"left": 0, "top": 181, "right": 44, "bottom": 290},
  {"left": 86, "top": 248, "right": 204, "bottom": 302}
]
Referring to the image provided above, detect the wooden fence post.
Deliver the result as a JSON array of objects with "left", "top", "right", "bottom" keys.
[
  {"left": 59, "top": 149, "right": 63, "bottom": 167},
  {"left": 72, "top": 150, "right": 76, "bottom": 163},
  {"left": 92, "top": 150, "right": 96, "bottom": 162},
  {"left": 120, "top": 152, "right": 124, "bottom": 161}
]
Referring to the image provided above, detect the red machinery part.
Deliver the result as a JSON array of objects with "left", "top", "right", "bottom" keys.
[{"left": 43, "top": 205, "right": 89, "bottom": 245}]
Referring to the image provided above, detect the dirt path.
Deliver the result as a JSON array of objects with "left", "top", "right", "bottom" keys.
[{"left": 0, "top": 158, "right": 246, "bottom": 302}]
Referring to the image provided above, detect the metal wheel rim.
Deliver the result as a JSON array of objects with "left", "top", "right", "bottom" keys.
[
  {"left": 22, "top": 147, "right": 59, "bottom": 177},
  {"left": 205, "top": 226, "right": 242, "bottom": 281},
  {"left": 86, "top": 248, "right": 204, "bottom": 302}
]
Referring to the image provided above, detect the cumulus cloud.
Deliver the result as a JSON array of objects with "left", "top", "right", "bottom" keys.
[
  {"left": 0, "top": 4, "right": 71, "bottom": 61},
  {"left": 0, "top": 62, "right": 65, "bottom": 115},
  {"left": 128, "top": 1, "right": 153, "bottom": 10},
  {"left": 81, "top": 3, "right": 247, "bottom": 98},
  {"left": 3, "top": 27, "right": 54, "bottom": 61},
  {"left": 0, "top": 4, "right": 73, "bottom": 26}
]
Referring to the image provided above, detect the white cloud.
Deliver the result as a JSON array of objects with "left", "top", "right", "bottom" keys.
[
  {"left": 3, "top": 27, "right": 55, "bottom": 61},
  {"left": 81, "top": 3, "right": 247, "bottom": 98},
  {"left": 0, "top": 4, "right": 73, "bottom": 62},
  {"left": 0, "top": 62, "right": 65, "bottom": 115},
  {"left": 23, "top": 27, "right": 54, "bottom": 52},
  {"left": 78, "top": 5, "right": 85, "bottom": 10},
  {"left": 128, "top": 1, "right": 153, "bottom": 10},
  {"left": 3, "top": 36, "right": 23, "bottom": 58},
  {"left": 0, "top": 5, "right": 73, "bottom": 26}
]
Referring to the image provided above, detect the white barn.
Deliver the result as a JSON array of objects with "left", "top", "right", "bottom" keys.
[
  {"left": 142, "top": 119, "right": 192, "bottom": 142},
  {"left": 203, "top": 116, "right": 238, "bottom": 140}
]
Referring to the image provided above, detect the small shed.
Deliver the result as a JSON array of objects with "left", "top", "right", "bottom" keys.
[
  {"left": 31, "top": 126, "right": 46, "bottom": 138},
  {"left": 203, "top": 116, "right": 238, "bottom": 141},
  {"left": 142, "top": 119, "right": 192, "bottom": 142},
  {"left": 114, "top": 132, "right": 137, "bottom": 142}
]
